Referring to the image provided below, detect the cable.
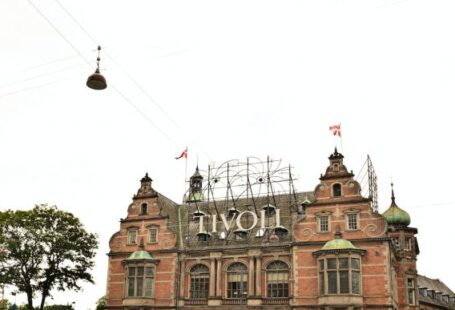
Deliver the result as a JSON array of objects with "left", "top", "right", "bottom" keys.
[
  {"left": 26, "top": 0, "right": 180, "bottom": 147},
  {"left": 0, "top": 76, "right": 74, "bottom": 100},
  {"left": 0, "top": 62, "right": 87, "bottom": 90},
  {"left": 53, "top": 0, "right": 213, "bottom": 161}
]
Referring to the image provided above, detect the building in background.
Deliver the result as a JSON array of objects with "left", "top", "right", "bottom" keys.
[{"left": 105, "top": 149, "right": 455, "bottom": 309}]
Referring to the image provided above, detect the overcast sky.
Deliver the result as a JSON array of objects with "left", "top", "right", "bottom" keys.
[{"left": 1, "top": 0, "right": 454, "bottom": 308}]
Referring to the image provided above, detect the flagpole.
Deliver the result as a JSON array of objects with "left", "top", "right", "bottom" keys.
[
  {"left": 339, "top": 123, "right": 344, "bottom": 154},
  {"left": 184, "top": 149, "right": 188, "bottom": 202}
]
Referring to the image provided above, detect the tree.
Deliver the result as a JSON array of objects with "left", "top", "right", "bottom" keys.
[
  {"left": 0, "top": 299, "right": 8, "bottom": 310},
  {"left": 95, "top": 296, "right": 106, "bottom": 310},
  {"left": 0, "top": 205, "right": 98, "bottom": 310}
]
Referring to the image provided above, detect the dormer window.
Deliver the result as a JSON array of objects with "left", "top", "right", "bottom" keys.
[
  {"left": 141, "top": 203, "right": 148, "bottom": 215},
  {"left": 333, "top": 184, "right": 342, "bottom": 197}
]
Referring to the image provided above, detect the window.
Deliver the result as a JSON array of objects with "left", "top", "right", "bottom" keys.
[
  {"left": 128, "top": 229, "right": 138, "bottom": 245},
  {"left": 419, "top": 287, "right": 427, "bottom": 297},
  {"left": 332, "top": 184, "right": 342, "bottom": 197},
  {"left": 318, "top": 216, "right": 329, "bottom": 233},
  {"left": 405, "top": 238, "right": 412, "bottom": 251},
  {"left": 126, "top": 265, "right": 154, "bottom": 297},
  {"left": 227, "top": 262, "right": 247, "bottom": 299},
  {"left": 319, "top": 256, "right": 361, "bottom": 295},
  {"left": 407, "top": 278, "right": 416, "bottom": 305},
  {"left": 266, "top": 261, "right": 289, "bottom": 298},
  {"left": 190, "top": 264, "right": 209, "bottom": 299},
  {"left": 347, "top": 214, "right": 358, "bottom": 230},
  {"left": 148, "top": 227, "right": 157, "bottom": 243},
  {"left": 141, "top": 203, "right": 148, "bottom": 215}
]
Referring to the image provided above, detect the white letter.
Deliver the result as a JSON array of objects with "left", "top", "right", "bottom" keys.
[
  {"left": 220, "top": 213, "right": 236, "bottom": 232},
  {"left": 198, "top": 215, "right": 205, "bottom": 233},
  {"left": 211, "top": 214, "right": 217, "bottom": 233},
  {"left": 236, "top": 211, "right": 258, "bottom": 231},
  {"left": 260, "top": 210, "right": 266, "bottom": 229},
  {"left": 275, "top": 209, "right": 281, "bottom": 227}
]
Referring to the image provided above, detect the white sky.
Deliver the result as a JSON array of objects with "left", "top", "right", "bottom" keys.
[{"left": 1, "top": 0, "right": 454, "bottom": 308}]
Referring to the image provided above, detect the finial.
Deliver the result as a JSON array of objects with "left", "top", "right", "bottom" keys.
[
  {"left": 96, "top": 45, "right": 101, "bottom": 72},
  {"left": 335, "top": 225, "right": 342, "bottom": 239},
  {"left": 334, "top": 147, "right": 338, "bottom": 154},
  {"left": 391, "top": 182, "right": 395, "bottom": 203}
]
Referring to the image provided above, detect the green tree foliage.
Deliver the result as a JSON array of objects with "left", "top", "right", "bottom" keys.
[
  {"left": 0, "top": 299, "right": 8, "bottom": 310},
  {"left": 95, "top": 296, "right": 106, "bottom": 310},
  {"left": 0, "top": 205, "right": 98, "bottom": 310}
]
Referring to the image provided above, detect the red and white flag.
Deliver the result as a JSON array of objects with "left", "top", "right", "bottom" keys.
[
  {"left": 175, "top": 147, "right": 188, "bottom": 160},
  {"left": 329, "top": 124, "right": 341, "bottom": 137}
]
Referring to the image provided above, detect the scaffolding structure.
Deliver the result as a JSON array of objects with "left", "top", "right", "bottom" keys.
[
  {"left": 357, "top": 155, "right": 379, "bottom": 212},
  {"left": 183, "top": 157, "right": 302, "bottom": 246}
]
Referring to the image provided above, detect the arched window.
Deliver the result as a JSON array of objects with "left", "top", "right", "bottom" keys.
[
  {"left": 141, "top": 203, "right": 148, "bottom": 215},
  {"left": 332, "top": 184, "right": 342, "bottom": 197},
  {"left": 190, "top": 264, "right": 209, "bottom": 299},
  {"left": 227, "top": 262, "right": 248, "bottom": 298},
  {"left": 126, "top": 265, "right": 155, "bottom": 297},
  {"left": 266, "top": 261, "right": 289, "bottom": 298}
]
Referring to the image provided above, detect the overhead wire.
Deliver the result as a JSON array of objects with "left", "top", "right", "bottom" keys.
[
  {"left": 53, "top": 0, "right": 213, "bottom": 161},
  {"left": 0, "top": 62, "right": 87, "bottom": 90},
  {"left": 26, "top": 0, "right": 180, "bottom": 147}
]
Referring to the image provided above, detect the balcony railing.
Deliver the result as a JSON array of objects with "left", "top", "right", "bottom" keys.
[
  {"left": 185, "top": 299, "right": 208, "bottom": 305},
  {"left": 222, "top": 298, "right": 247, "bottom": 305},
  {"left": 262, "top": 297, "right": 290, "bottom": 305}
]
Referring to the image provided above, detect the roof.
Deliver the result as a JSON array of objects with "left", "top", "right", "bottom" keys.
[
  {"left": 321, "top": 237, "right": 357, "bottom": 250},
  {"left": 181, "top": 191, "right": 313, "bottom": 250},
  {"left": 418, "top": 274, "right": 455, "bottom": 309},
  {"left": 125, "top": 249, "right": 154, "bottom": 261}
]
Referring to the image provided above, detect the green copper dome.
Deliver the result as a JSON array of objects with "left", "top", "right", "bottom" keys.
[
  {"left": 382, "top": 185, "right": 411, "bottom": 227},
  {"left": 322, "top": 237, "right": 357, "bottom": 250},
  {"left": 126, "top": 250, "right": 153, "bottom": 261}
]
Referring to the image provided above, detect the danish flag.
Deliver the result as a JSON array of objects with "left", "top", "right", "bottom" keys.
[
  {"left": 329, "top": 124, "right": 341, "bottom": 137},
  {"left": 175, "top": 147, "right": 188, "bottom": 160}
]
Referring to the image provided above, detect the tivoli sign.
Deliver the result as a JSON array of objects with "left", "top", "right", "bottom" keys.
[{"left": 197, "top": 209, "right": 284, "bottom": 235}]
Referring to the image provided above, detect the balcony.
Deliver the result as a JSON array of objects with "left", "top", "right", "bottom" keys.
[
  {"left": 263, "top": 297, "right": 290, "bottom": 305},
  {"left": 185, "top": 298, "right": 208, "bottom": 305}
]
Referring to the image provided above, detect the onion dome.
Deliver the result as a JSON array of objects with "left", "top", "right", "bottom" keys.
[{"left": 382, "top": 183, "right": 411, "bottom": 227}]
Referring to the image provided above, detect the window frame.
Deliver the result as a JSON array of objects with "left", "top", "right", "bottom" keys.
[
  {"left": 266, "top": 260, "right": 290, "bottom": 298},
  {"left": 125, "top": 264, "right": 155, "bottom": 298},
  {"left": 407, "top": 277, "right": 416, "bottom": 305},
  {"left": 332, "top": 183, "right": 342, "bottom": 197},
  {"left": 226, "top": 262, "right": 248, "bottom": 299},
  {"left": 147, "top": 226, "right": 158, "bottom": 244},
  {"left": 127, "top": 228, "right": 138, "bottom": 245},
  {"left": 316, "top": 212, "right": 332, "bottom": 233},
  {"left": 189, "top": 264, "right": 210, "bottom": 299},
  {"left": 318, "top": 255, "right": 362, "bottom": 296},
  {"left": 141, "top": 203, "right": 148, "bottom": 215}
]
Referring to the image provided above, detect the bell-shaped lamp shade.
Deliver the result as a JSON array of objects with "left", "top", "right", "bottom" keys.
[
  {"left": 87, "top": 46, "right": 107, "bottom": 90},
  {"left": 86, "top": 69, "right": 107, "bottom": 90}
]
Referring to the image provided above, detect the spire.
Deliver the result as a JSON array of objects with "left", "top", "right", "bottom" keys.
[
  {"left": 134, "top": 173, "right": 158, "bottom": 199},
  {"left": 391, "top": 182, "right": 396, "bottom": 203},
  {"left": 187, "top": 166, "right": 205, "bottom": 202},
  {"left": 382, "top": 183, "right": 411, "bottom": 227}
]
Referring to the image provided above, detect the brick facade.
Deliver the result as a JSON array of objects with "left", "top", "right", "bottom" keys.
[{"left": 105, "top": 151, "right": 455, "bottom": 310}]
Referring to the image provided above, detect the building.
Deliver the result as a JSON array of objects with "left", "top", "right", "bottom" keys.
[{"left": 105, "top": 149, "right": 455, "bottom": 309}]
